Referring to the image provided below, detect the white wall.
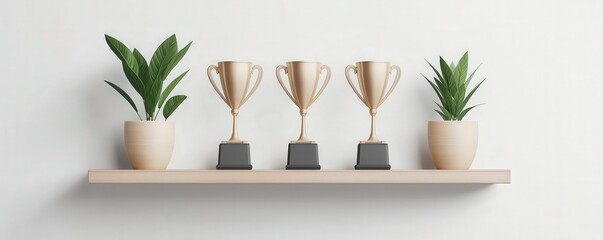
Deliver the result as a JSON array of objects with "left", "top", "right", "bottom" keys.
[{"left": 2, "top": 0, "right": 602, "bottom": 239}]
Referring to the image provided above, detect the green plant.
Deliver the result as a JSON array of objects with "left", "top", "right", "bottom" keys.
[
  {"left": 423, "top": 52, "right": 485, "bottom": 121},
  {"left": 104, "top": 34, "right": 191, "bottom": 121}
]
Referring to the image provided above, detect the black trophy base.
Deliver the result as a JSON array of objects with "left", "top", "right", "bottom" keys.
[
  {"left": 286, "top": 143, "right": 321, "bottom": 170},
  {"left": 355, "top": 143, "right": 391, "bottom": 170},
  {"left": 216, "top": 143, "right": 252, "bottom": 170}
]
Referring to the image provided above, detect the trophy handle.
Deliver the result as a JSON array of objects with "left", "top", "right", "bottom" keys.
[
  {"left": 378, "top": 64, "right": 402, "bottom": 107},
  {"left": 345, "top": 64, "right": 367, "bottom": 106},
  {"left": 241, "top": 64, "right": 263, "bottom": 107},
  {"left": 275, "top": 65, "right": 296, "bottom": 104},
  {"left": 207, "top": 65, "right": 228, "bottom": 104},
  {"left": 309, "top": 65, "right": 331, "bottom": 106}
]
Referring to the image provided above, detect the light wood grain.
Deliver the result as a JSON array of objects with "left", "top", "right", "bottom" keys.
[{"left": 88, "top": 169, "right": 511, "bottom": 184}]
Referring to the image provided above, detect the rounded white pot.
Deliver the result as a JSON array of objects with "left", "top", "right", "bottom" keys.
[
  {"left": 124, "top": 121, "right": 175, "bottom": 170},
  {"left": 428, "top": 121, "right": 478, "bottom": 170}
]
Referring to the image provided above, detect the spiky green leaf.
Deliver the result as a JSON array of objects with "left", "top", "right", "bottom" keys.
[
  {"left": 425, "top": 52, "right": 484, "bottom": 120},
  {"left": 458, "top": 104, "right": 484, "bottom": 120},
  {"left": 465, "top": 63, "right": 481, "bottom": 87},
  {"left": 453, "top": 52, "right": 469, "bottom": 84},
  {"left": 434, "top": 109, "right": 450, "bottom": 120},
  {"left": 424, "top": 75, "right": 445, "bottom": 105},
  {"left": 425, "top": 59, "right": 444, "bottom": 81},
  {"left": 461, "top": 79, "right": 485, "bottom": 110},
  {"left": 439, "top": 57, "right": 453, "bottom": 82}
]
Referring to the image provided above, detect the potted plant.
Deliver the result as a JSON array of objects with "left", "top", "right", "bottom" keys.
[
  {"left": 104, "top": 34, "right": 191, "bottom": 169},
  {"left": 423, "top": 52, "right": 485, "bottom": 169}
]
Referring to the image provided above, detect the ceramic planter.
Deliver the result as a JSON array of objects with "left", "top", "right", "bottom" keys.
[
  {"left": 428, "top": 121, "right": 478, "bottom": 170},
  {"left": 124, "top": 121, "right": 175, "bottom": 170}
]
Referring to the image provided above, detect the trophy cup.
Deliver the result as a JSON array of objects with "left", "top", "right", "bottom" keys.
[
  {"left": 207, "top": 61, "right": 263, "bottom": 169},
  {"left": 345, "top": 61, "right": 401, "bottom": 170},
  {"left": 276, "top": 61, "right": 331, "bottom": 169}
]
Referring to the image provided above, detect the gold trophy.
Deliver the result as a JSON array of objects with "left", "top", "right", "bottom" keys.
[
  {"left": 276, "top": 61, "right": 331, "bottom": 169},
  {"left": 207, "top": 61, "right": 263, "bottom": 169},
  {"left": 345, "top": 61, "right": 401, "bottom": 169}
]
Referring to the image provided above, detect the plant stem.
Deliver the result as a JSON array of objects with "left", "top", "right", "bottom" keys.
[{"left": 154, "top": 107, "right": 161, "bottom": 120}]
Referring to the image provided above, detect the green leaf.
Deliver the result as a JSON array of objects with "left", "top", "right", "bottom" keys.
[
  {"left": 436, "top": 77, "right": 452, "bottom": 107},
  {"left": 149, "top": 35, "right": 178, "bottom": 82},
  {"left": 143, "top": 79, "right": 163, "bottom": 120},
  {"left": 163, "top": 95, "right": 187, "bottom": 119},
  {"left": 104, "top": 80, "right": 140, "bottom": 119},
  {"left": 425, "top": 59, "right": 444, "bottom": 81},
  {"left": 437, "top": 102, "right": 453, "bottom": 120},
  {"left": 439, "top": 57, "right": 453, "bottom": 82},
  {"left": 453, "top": 52, "right": 469, "bottom": 84},
  {"left": 105, "top": 34, "right": 138, "bottom": 75},
  {"left": 461, "top": 79, "right": 486, "bottom": 110},
  {"left": 424, "top": 75, "right": 445, "bottom": 105},
  {"left": 458, "top": 104, "right": 484, "bottom": 120},
  {"left": 465, "top": 63, "right": 481, "bottom": 87},
  {"left": 157, "top": 41, "right": 192, "bottom": 83},
  {"left": 434, "top": 109, "right": 449, "bottom": 120},
  {"left": 427, "top": 52, "right": 485, "bottom": 120},
  {"left": 158, "top": 70, "right": 189, "bottom": 109},
  {"left": 133, "top": 48, "right": 150, "bottom": 85},
  {"left": 122, "top": 62, "right": 145, "bottom": 96}
]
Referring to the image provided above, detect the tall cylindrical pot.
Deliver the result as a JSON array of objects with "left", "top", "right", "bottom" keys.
[
  {"left": 124, "top": 121, "right": 175, "bottom": 170},
  {"left": 428, "top": 121, "right": 478, "bottom": 170}
]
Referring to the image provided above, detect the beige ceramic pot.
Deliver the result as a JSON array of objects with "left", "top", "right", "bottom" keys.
[
  {"left": 124, "top": 121, "right": 175, "bottom": 170},
  {"left": 428, "top": 121, "right": 478, "bottom": 170}
]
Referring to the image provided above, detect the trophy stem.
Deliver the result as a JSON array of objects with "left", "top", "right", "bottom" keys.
[
  {"left": 228, "top": 109, "right": 241, "bottom": 142},
  {"left": 296, "top": 110, "right": 310, "bottom": 142},
  {"left": 367, "top": 109, "right": 380, "bottom": 142}
]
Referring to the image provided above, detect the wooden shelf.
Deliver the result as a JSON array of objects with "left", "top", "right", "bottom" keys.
[{"left": 88, "top": 169, "right": 510, "bottom": 184}]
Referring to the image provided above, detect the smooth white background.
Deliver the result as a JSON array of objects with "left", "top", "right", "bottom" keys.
[{"left": 1, "top": 0, "right": 602, "bottom": 239}]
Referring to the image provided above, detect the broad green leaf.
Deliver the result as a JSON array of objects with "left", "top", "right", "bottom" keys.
[
  {"left": 149, "top": 35, "right": 178, "bottom": 82},
  {"left": 104, "top": 81, "right": 140, "bottom": 119},
  {"left": 105, "top": 34, "right": 138, "bottom": 75},
  {"left": 157, "top": 41, "right": 192, "bottom": 83},
  {"left": 158, "top": 70, "right": 189, "bottom": 109},
  {"left": 144, "top": 79, "right": 163, "bottom": 119},
  {"left": 458, "top": 104, "right": 484, "bottom": 120},
  {"left": 163, "top": 95, "right": 187, "bottom": 119},
  {"left": 462, "top": 79, "right": 486, "bottom": 110},
  {"left": 122, "top": 62, "right": 145, "bottom": 96},
  {"left": 133, "top": 48, "right": 150, "bottom": 85}
]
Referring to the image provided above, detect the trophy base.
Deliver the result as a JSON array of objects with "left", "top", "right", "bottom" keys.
[
  {"left": 355, "top": 143, "right": 391, "bottom": 170},
  {"left": 216, "top": 143, "right": 252, "bottom": 170},
  {"left": 286, "top": 143, "right": 321, "bottom": 170}
]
